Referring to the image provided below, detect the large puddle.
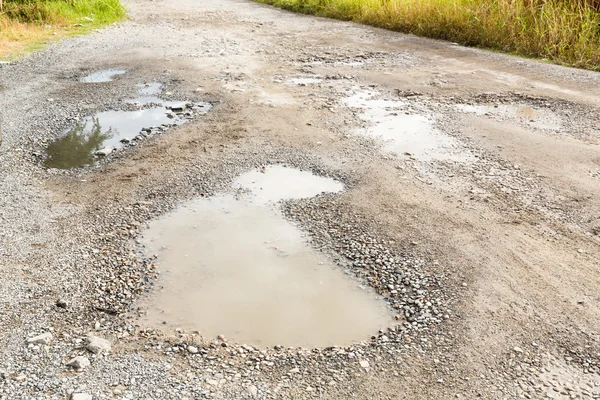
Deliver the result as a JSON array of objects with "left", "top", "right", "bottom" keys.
[
  {"left": 45, "top": 83, "right": 211, "bottom": 169},
  {"left": 137, "top": 166, "right": 392, "bottom": 347},
  {"left": 343, "top": 91, "right": 472, "bottom": 162}
]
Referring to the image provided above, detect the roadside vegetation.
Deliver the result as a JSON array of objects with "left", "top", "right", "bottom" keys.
[
  {"left": 0, "top": 0, "right": 125, "bottom": 58},
  {"left": 256, "top": 0, "right": 600, "bottom": 70}
]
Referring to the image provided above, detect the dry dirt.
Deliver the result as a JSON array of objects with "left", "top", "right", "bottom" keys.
[{"left": 1, "top": 0, "right": 600, "bottom": 399}]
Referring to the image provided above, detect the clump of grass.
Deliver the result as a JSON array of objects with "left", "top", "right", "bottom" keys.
[
  {"left": 0, "top": 0, "right": 126, "bottom": 58},
  {"left": 255, "top": 0, "right": 600, "bottom": 70}
]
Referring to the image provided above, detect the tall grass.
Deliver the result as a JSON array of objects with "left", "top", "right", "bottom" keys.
[
  {"left": 0, "top": 0, "right": 126, "bottom": 57},
  {"left": 256, "top": 0, "right": 600, "bottom": 70}
]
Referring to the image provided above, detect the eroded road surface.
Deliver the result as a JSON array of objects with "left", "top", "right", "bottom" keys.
[{"left": 1, "top": 0, "right": 600, "bottom": 399}]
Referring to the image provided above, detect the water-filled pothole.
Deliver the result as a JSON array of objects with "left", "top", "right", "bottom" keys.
[
  {"left": 456, "top": 103, "right": 561, "bottom": 131},
  {"left": 136, "top": 166, "right": 392, "bottom": 347},
  {"left": 80, "top": 69, "right": 127, "bottom": 83},
  {"left": 44, "top": 83, "right": 211, "bottom": 169},
  {"left": 343, "top": 91, "right": 472, "bottom": 162}
]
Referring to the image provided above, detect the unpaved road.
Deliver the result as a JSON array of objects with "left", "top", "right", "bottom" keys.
[{"left": 1, "top": 0, "right": 600, "bottom": 399}]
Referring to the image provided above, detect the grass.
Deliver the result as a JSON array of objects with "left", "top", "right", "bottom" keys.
[
  {"left": 0, "top": 0, "right": 126, "bottom": 59},
  {"left": 255, "top": 0, "right": 600, "bottom": 70}
]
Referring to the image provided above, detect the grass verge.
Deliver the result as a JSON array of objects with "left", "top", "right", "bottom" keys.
[
  {"left": 0, "top": 0, "right": 126, "bottom": 59},
  {"left": 255, "top": 0, "right": 600, "bottom": 70}
]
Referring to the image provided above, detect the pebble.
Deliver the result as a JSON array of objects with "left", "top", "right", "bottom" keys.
[
  {"left": 67, "top": 356, "right": 91, "bottom": 370},
  {"left": 86, "top": 335, "right": 112, "bottom": 354},
  {"left": 71, "top": 393, "right": 93, "bottom": 400},
  {"left": 27, "top": 332, "right": 52, "bottom": 345}
]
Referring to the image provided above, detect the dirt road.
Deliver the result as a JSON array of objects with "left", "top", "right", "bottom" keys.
[{"left": 1, "top": 0, "right": 599, "bottom": 398}]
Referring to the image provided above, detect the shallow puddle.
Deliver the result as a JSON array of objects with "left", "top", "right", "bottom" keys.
[
  {"left": 44, "top": 108, "right": 187, "bottom": 169},
  {"left": 45, "top": 83, "right": 211, "bottom": 169},
  {"left": 343, "top": 91, "right": 472, "bottom": 162},
  {"left": 137, "top": 166, "right": 392, "bottom": 347},
  {"left": 457, "top": 104, "right": 561, "bottom": 131},
  {"left": 80, "top": 69, "right": 127, "bottom": 83}
]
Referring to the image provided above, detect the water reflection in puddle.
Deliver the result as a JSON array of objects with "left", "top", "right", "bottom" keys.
[
  {"left": 343, "top": 91, "right": 472, "bottom": 162},
  {"left": 45, "top": 83, "right": 211, "bottom": 169},
  {"left": 80, "top": 69, "right": 127, "bottom": 83},
  {"left": 137, "top": 166, "right": 392, "bottom": 347}
]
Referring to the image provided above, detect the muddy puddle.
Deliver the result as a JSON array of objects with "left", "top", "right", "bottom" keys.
[
  {"left": 457, "top": 104, "right": 561, "bottom": 131},
  {"left": 343, "top": 91, "right": 472, "bottom": 162},
  {"left": 137, "top": 166, "right": 392, "bottom": 348},
  {"left": 45, "top": 83, "right": 211, "bottom": 169},
  {"left": 80, "top": 69, "right": 127, "bottom": 83}
]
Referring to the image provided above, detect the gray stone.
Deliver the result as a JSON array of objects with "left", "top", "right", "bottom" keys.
[
  {"left": 86, "top": 335, "right": 111, "bottom": 354},
  {"left": 71, "top": 393, "right": 92, "bottom": 400},
  {"left": 67, "top": 356, "right": 90, "bottom": 370},
  {"left": 95, "top": 148, "right": 112, "bottom": 156},
  {"left": 27, "top": 332, "right": 52, "bottom": 345}
]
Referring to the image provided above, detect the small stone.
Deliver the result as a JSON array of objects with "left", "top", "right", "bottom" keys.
[
  {"left": 56, "top": 299, "right": 68, "bottom": 308},
  {"left": 27, "top": 332, "right": 52, "bottom": 345},
  {"left": 71, "top": 393, "right": 92, "bottom": 400},
  {"left": 95, "top": 148, "right": 112, "bottom": 156},
  {"left": 513, "top": 346, "right": 524, "bottom": 354},
  {"left": 289, "top": 368, "right": 300, "bottom": 374},
  {"left": 86, "top": 335, "right": 111, "bottom": 354},
  {"left": 247, "top": 385, "right": 258, "bottom": 397},
  {"left": 67, "top": 356, "right": 90, "bottom": 370},
  {"left": 187, "top": 345, "right": 199, "bottom": 354},
  {"left": 359, "top": 360, "right": 370, "bottom": 369},
  {"left": 206, "top": 379, "right": 218, "bottom": 386}
]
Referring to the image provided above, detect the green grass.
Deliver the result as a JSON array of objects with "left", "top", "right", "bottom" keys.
[
  {"left": 255, "top": 0, "right": 600, "bottom": 70},
  {"left": 1, "top": 0, "right": 126, "bottom": 58}
]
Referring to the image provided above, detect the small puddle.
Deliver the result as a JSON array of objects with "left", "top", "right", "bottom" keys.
[
  {"left": 45, "top": 83, "right": 211, "bottom": 169},
  {"left": 457, "top": 104, "right": 561, "bottom": 131},
  {"left": 80, "top": 69, "right": 127, "bottom": 83},
  {"left": 343, "top": 91, "right": 472, "bottom": 162},
  {"left": 137, "top": 166, "right": 392, "bottom": 347}
]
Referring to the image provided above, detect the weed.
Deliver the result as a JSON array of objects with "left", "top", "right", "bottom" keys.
[
  {"left": 255, "top": 0, "right": 600, "bottom": 70},
  {"left": 0, "top": 0, "right": 126, "bottom": 58}
]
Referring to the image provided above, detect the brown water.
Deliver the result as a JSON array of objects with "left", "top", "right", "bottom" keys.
[{"left": 137, "top": 167, "right": 392, "bottom": 347}]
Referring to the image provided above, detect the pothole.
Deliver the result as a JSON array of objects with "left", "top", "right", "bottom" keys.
[
  {"left": 343, "top": 90, "right": 473, "bottom": 162},
  {"left": 80, "top": 69, "right": 127, "bottom": 83},
  {"left": 135, "top": 166, "right": 393, "bottom": 348},
  {"left": 456, "top": 103, "right": 562, "bottom": 131},
  {"left": 44, "top": 83, "right": 212, "bottom": 169}
]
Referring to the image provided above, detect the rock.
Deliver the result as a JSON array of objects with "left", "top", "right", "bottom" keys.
[
  {"left": 289, "top": 367, "right": 300, "bottom": 374},
  {"left": 247, "top": 385, "right": 258, "bottom": 397},
  {"left": 120, "top": 138, "right": 130, "bottom": 144},
  {"left": 513, "top": 346, "right": 524, "bottom": 354},
  {"left": 206, "top": 379, "right": 218, "bottom": 386},
  {"left": 56, "top": 299, "right": 68, "bottom": 308},
  {"left": 95, "top": 148, "right": 112, "bottom": 156},
  {"left": 359, "top": 360, "right": 370, "bottom": 369},
  {"left": 187, "top": 345, "right": 199, "bottom": 354},
  {"left": 86, "top": 335, "right": 111, "bottom": 354},
  {"left": 27, "top": 332, "right": 52, "bottom": 345},
  {"left": 67, "top": 356, "right": 90, "bottom": 370},
  {"left": 71, "top": 393, "right": 92, "bottom": 400}
]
